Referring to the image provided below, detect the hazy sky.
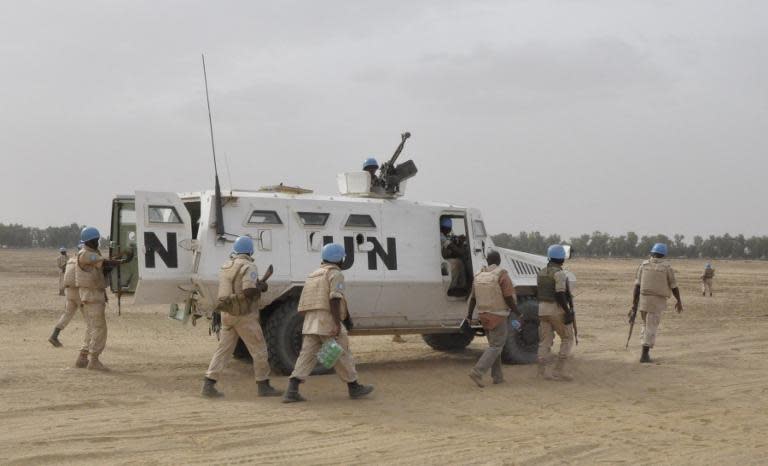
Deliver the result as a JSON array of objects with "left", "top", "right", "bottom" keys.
[{"left": 1, "top": 0, "right": 766, "bottom": 239}]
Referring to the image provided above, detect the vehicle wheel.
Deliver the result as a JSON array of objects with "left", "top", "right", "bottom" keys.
[
  {"left": 502, "top": 297, "right": 539, "bottom": 364},
  {"left": 264, "top": 299, "right": 332, "bottom": 376},
  {"left": 422, "top": 332, "right": 474, "bottom": 351}
]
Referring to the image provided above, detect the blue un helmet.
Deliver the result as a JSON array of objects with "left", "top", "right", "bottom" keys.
[
  {"left": 705, "top": 262, "right": 712, "bottom": 269},
  {"left": 59, "top": 247, "right": 66, "bottom": 253},
  {"left": 233, "top": 236, "right": 254, "bottom": 255},
  {"left": 547, "top": 244, "right": 567, "bottom": 261},
  {"left": 363, "top": 157, "right": 379, "bottom": 170},
  {"left": 440, "top": 217, "right": 453, "bottom": 230},
  {"left": 80, "top": 226, "right": 100, "bottom": 243},
  {"left": 650, "top": 243, "right": 668, "bottom": 256},
  {"left": 321, "top": 243, "right": 346, "bottom": 264}
]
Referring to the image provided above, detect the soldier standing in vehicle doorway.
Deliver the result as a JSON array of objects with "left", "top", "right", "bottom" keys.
[
  {"left": 75, "top": 227, "right": 124, "bottom": 371},
  {"left": 49, "top": 243, "right": 88, "bottom": 351},
  {"left": 466, "top": 250, "right": 518, "bottom": 387},
  {"left": 57, "top": 247, "right": 68, "bottom": 296},
  {"left": 283, "top": 243, "right": 374, "bottom": 403},
  {"left": 536, "top": 245, "right": 575, "bottom": 381},
  {"left": 701, "top": 262, "right": 715, "bottom": 297},
  {"left": 201, "top": 236, "right": 281, "bottom": 398},
  {"left": 630, "top": 243, "right": 684, "bottom": 363},
  {"left": 440, "top": 217, "right": 469, "bottom": 296}
]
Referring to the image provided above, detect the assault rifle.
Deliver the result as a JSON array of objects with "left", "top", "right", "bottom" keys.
[
  {"left": 376, "top": 132, "right": 418, "bottom": 194},
  {"left": 625, "top": 306, "right": 638, "bottom": 349},
  {"left": 566, "top": 279, "right": 578, "bottom": 345}
]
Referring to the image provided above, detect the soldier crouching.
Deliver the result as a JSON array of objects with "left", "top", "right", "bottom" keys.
[
  {"left": 283, "top": 243, "right": 374, "bottom": 403},
  {"left": 201, "top": 236, "right": 281, "bottom": 398}
]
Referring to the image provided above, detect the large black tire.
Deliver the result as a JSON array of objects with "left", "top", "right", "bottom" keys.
[
  {"left": 422, "top": 332, "right": 475, "bottom": 351},
  {"left": 502, "top": 297, "right": 539, "bottom": 364},
  {"left": 264, "top": 299, "right": 332, "bottom": 376}
]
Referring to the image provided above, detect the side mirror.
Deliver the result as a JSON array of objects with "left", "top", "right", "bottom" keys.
[{"left": 563, "top": 245, "right": 573, "bottom": 259}]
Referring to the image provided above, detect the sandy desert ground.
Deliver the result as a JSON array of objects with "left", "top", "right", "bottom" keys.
[{"left": 1, "top": 249, "right": 767, "bottom": 465}]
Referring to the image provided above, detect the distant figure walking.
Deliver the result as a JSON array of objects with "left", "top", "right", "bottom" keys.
[{"left": 701, "top": 263, "right": 715, "bottom": 297}]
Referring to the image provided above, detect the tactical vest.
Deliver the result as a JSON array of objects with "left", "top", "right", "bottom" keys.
[
  {"left": 537, "top": 264, "right": 561, "bottom": 302},
  {"left": 639, "top": 260, "right": 672, "bottom": 298},
  {"left": 298, "top": 266, "right": 337, "bottom": 313},
  {"left": 474, "top": 266, "right": 507, "bottom": 312},
  {"left": 75, "top": 248, "right": 105, "bottom": 290},
  {"left": 63, "top": 258, "right": 77, "bottom": 288},
  {"left": 704, "top": 268, "right": 715, "bottom": 279},
  {"left": 215, "top": 255, "right": 254, "bottom": 316}
]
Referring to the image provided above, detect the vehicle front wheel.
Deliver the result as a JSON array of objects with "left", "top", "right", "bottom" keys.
[
  {"left": 422, "top": 332, "right": 474, "bottom": 351},
  {"left": 502, "top": 297, "right": 539, "bottom": 364},
  {"left": 264, "top": 299, "right": 332, "bottom": 376}
]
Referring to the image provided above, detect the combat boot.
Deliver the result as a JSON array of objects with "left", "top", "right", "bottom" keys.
[
  {"left": 538, "top": 360, "right": 555, "bottom": 380},
  {"left": 348, "top": 380, "right": 374, "bottom": 399},
  {"left": 48, "top": 328, "right": 63, "bottom": 347},
  {"left": 282, "top": 377, "right": 306, "bottom": 403},
  {"left": 552, "top": 358, "right": 573, "bottom": 382},
  {"left": 87, "top": 355, "right": 110, "bottom": 371},
  {"left": 640, "top": 345, "right": 652, "bottom": 363},
  {"left": 201, "top": 377, "right": 224, "bottom": 398},
  {"left": 75, "top": 350, "right": 89, "bottom": 368},
  {"left": 257, "top": 379, "right": 282, "bottom": 397},
  {"left": 469, "top": 370, "right": 485, "bottom": 388}
]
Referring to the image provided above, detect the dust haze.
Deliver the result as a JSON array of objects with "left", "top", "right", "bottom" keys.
[{"left": 1, "top": 0, "right": 766, "bottom": 237}]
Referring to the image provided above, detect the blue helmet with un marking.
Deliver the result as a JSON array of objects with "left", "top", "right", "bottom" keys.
[
  {"left": 440, "top": 217, "right": 453, "bottom": 230},
  {"left": 233, "top": 236, "right": 254, "bottom": 255},
  {"left": 547, "top": 244, "right": 567, "bottom": 261},
  {"left": 322, "top": 243, "right": 346, "bottom": 263},
  {"left": 80, "top": 227, "right": 100, "bottom": 243},
  {"left": 651, "top": 243, "right": 668, "bottom": 256},
  {"left": 363, "top": 157, "right": 379, "bottom": 170}
]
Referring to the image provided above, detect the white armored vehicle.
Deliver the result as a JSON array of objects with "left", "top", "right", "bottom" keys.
[{"left": 108, "top": 137, "right": 551, "bottom": 374}]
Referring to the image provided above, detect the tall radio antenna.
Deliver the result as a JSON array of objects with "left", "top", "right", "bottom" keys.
[{"left": 202, "top": 54, "right": 225, "bottom": 237}]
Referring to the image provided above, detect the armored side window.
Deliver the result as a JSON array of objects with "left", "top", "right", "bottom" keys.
[
  {"left": 345, "top": 214, "right": 376, "bottom": 228},
  {"left": 473, "top": 220, "right": 487, "bottom": 238},
  {"left": 147, "top": 206, "right": 182, "bottom": 224},
  {"left": 248, "top": 210, "right": 283, "bottom": 225},
  {"left": 297, "top": 212, "right": 329, "bottom": 227}
]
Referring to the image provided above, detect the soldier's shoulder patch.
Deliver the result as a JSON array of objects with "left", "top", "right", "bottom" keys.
[
  {"left": 336, "top": 282, "right": 345, "bottom": 291},
  {"left": 250, "top": 271, "right": 259, "bottom": 280},
  {"left": 90, "top": 254, "right": 98, "bottom": 262}
]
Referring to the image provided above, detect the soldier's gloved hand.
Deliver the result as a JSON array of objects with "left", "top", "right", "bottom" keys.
[
  {"left": 257, "top": 281, "right": 268, "bottom": 293},
  {"left": 563, "top": 309, "right": 574, "bottom": 325}
]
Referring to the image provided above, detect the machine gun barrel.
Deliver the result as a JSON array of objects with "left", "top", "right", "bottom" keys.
[{"left": 386, "top": 131, "right": 411, "bottom": 167}]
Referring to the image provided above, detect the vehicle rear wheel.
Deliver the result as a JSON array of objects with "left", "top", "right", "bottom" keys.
[
  {"left": 422, "top": 332, "right": 474, "bottom": 351},
  {"left": 502, "top": 297, "right": 539, "bottom": 364},
  {"left": 264, "top": 299, "right": 332, "bottom": 376}
]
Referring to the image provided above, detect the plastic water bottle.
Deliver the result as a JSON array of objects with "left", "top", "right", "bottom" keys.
[
  {"left": 510, "top": 319, "right": 522, "bottom": 332},
  {"left": 317, "top": 339, "right": 344, "bottom": 369}
]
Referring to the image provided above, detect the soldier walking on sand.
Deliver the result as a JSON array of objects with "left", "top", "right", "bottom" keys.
[
  {"left": 56, "top": 247, "right": 68, "bottom": 296},
  {"left": 466, "top": 250, "right": 518, "bottom": 387},
  {"left": 49, "top": 243, "right": 89, "bottom": 350},
  {"left": 536, "top": 245, "right": 575, "bottom": 381},
  {"left": 701, "top": 262, "right": 715, "bottom": 297},
  {"left": 75, "top": 227, "right": 124, "bottom": 371},
  {"left": 201, "top": 236, "right": 281, "bottom": 398},
  {"left": 283, "top": 243, "right": 374, "bottom": 403},
  {"left": 630, "top": 243, "right": 684, "bottom": 363}
]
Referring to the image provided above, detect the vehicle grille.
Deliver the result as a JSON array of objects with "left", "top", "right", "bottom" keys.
[{"left": 508, "top": 259, "right": 541, "bottom": 276}]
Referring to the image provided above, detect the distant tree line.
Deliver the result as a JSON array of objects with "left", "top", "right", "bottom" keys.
[
  {"left": 0, "top": 223, "right": 84, "bottom": 248},
  {"left": 492, "top": 231, "right": 768, "bottom": 260}
]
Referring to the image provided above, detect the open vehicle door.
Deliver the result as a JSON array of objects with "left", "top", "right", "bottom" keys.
[
  {"left": 109, "top": 196, "right": 139, "bottom": 294},
  {"left": 133, "top": 191, "right": 195, "bottom": 304}
]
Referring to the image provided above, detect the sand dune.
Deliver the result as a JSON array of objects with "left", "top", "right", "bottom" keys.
[{"left": 1, "top": 249, "right": 767, "bottom": 465}]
